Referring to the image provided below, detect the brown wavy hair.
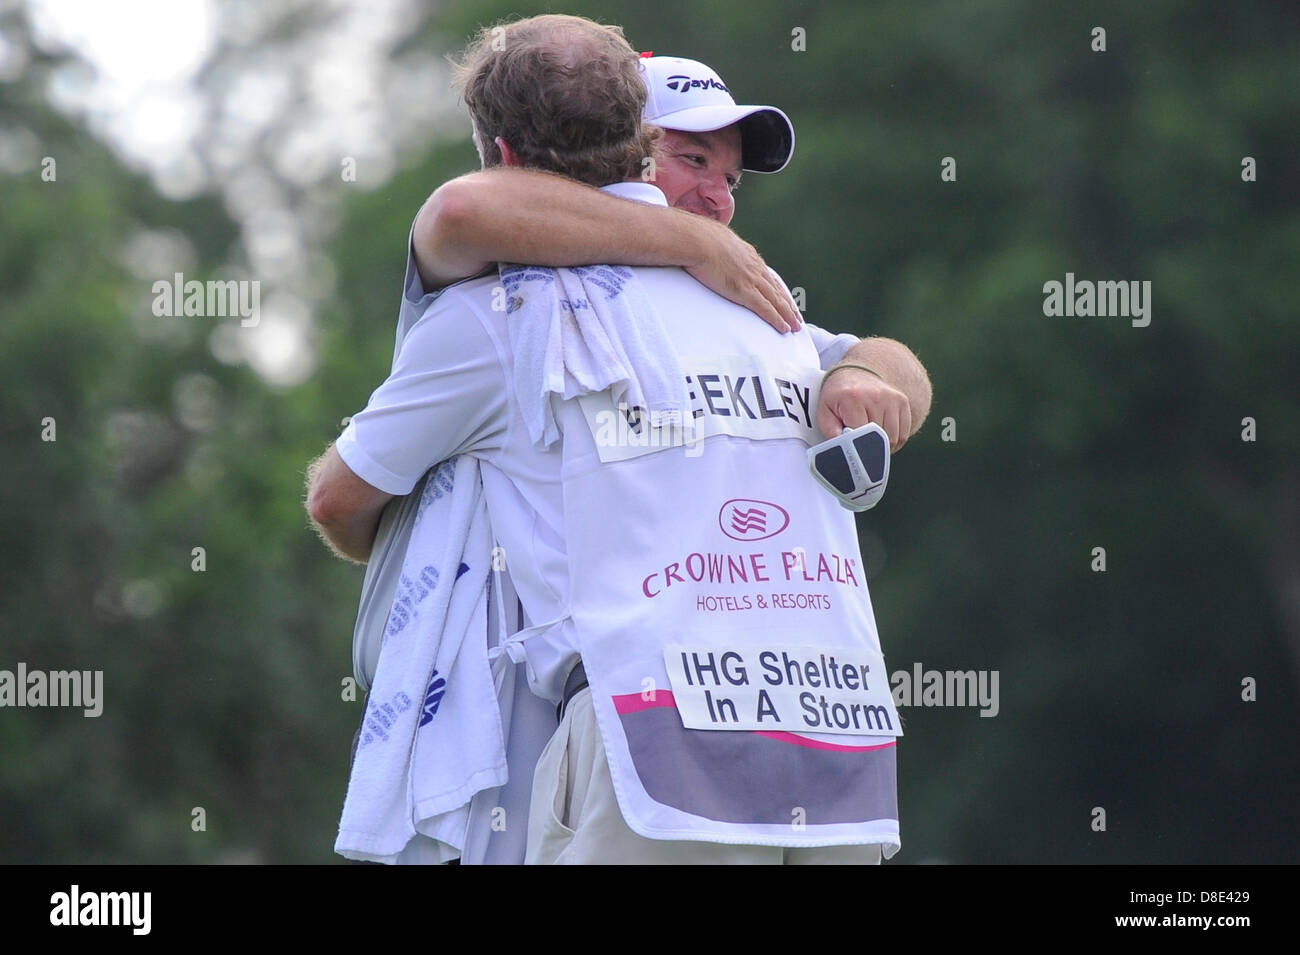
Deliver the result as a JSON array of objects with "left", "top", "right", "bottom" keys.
[{"left": 452, "top": 15, "right": 660, "bottom": 187}]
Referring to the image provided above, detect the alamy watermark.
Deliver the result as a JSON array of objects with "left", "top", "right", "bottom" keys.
[
  {"left": 593, "top": 403, "right": 705, "bottom": 458},
  {"left": 151, "top": 272, "right": 260, "bottom": 327},
  {"left": 1042, "top": 272, "right": 1151, "bottom": 327},
  {"left": 50, "top": 885, "right": 150, "bottom": 935},
  {"left": 0, "top": 663, "right": 103, "bottom": 717},
  {"left": 891, "top": 662, "right": 999, "bottom": 717}
]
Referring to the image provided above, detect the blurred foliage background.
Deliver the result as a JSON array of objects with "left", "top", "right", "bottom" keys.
[{"left": 1, "top": 0, "right": 1297, "bottom": 863}]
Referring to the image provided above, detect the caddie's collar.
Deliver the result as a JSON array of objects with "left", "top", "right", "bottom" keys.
[{"left": 601, "top": 181, "right": 669, "bottom": 207}]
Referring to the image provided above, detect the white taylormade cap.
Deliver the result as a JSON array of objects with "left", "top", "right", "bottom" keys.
[{"left": 639, "top": 55, "right": 795, "bottom": 173}]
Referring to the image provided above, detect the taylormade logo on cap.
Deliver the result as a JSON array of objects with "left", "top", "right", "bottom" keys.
[{"left": 665, "top": 74, "right": 730, "bottom": 94}]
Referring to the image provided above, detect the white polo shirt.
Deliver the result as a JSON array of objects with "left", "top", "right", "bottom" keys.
[{"left": 339, "top": 181, "right": 861, "bottom": 701}]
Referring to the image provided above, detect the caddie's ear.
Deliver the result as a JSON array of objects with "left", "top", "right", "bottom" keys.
[{"left": 495, "top": 136, "right": 522, "bottom": 167}]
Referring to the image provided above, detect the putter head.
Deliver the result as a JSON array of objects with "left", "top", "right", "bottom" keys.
[{"left": 807, "top": 423, "right": 891, "bottom": 511}]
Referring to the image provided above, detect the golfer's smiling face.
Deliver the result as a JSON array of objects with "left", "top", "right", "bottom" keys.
[{"left": 652, "top": 127, "right": 743, "bottom": 226}]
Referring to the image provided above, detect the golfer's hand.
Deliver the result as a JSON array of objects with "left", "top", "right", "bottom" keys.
[
  {"left": 817, "top": 366, "right": 913, "bottom": 452},
  {"left": 684, "top": 220, "right": 802, "bottom": 333}
]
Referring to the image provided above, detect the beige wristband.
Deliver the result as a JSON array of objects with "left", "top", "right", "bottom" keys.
[{"left": 821, "top": 362, "right": 884, "bottom": 389}]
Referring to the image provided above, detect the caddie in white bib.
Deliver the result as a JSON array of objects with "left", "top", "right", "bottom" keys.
[{"left": 555, "top": 295, "right": 902, "bottom": 850}]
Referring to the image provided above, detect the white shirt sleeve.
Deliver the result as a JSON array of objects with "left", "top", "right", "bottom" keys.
[
  {"left": 338, "top": 294, "right": 509, "bottom": 496},
  {"left": 804, "top": 323, "right": 860, "bottom": 370},
  {"left": 765, "top": 267, "right": 859, "bottom": 369}
]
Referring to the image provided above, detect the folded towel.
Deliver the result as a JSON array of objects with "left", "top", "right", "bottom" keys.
[
  {"left": 335, "top": 455, "right": 507, "bottom": 864},
  {"left": 501, "top": 264, "right": 690, "bottom": 449}
]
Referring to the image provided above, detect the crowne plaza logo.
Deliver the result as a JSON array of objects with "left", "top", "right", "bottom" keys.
[{"left": 719, "top": 498, "right": 790, "bottom": 542}]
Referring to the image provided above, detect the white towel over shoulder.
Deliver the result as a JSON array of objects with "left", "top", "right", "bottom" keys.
[
  {"left": 335, "top": 455, "right": 506, "bottom": 864},
  {"left": 501, "top": 264, "right": 690, "bottom": 449}
]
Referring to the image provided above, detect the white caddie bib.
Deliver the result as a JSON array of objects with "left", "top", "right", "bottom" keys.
[{"left": 555, "top": 309, "right": 902, "bottom": 849}]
